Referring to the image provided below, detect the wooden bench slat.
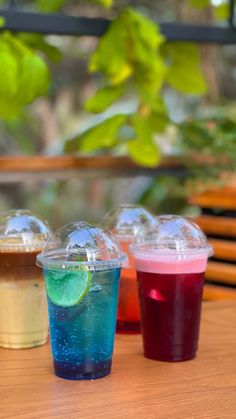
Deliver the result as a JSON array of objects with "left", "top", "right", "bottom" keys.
[
  {"left": 190, "top": 187, "right": 236, "bottom": 210},
  {"left": 203, "top": 283, "right": 236, "bottom": 301},
  {"left": 195, "top": 215, "right": 236, "bottom": 238},
  {"left": 208, "top": 238, "right": 236, "bottom": 261},
  {"left": 206, "top": 261, "right": 236, "bottom": 285}
]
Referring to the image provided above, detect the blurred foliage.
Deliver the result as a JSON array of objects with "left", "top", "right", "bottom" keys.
[
  {"left": 177, "top": 116, "right": 236, "bottom": 179},
  {"left": 0, "top": 1, "right": 206, "bottom": 166},
  {"left": 0, "top": 32, "right": 49, "bottom": 118},
  {"left": 188, "top": 0, "right": 231, "bottom": 21},
  {"left": 0, "top": 0, "right": 235, "bottom": 223},
  {"left": 64, "top": 8, "right": 206, "bottom": 166},
  {"left": 36, "top": 0, "right": 113, "bottom": 11},
  {"left": 138, "top": 176, "right": 190, "bottom": 215},
  {"left": 0, "top": 0, "right": 112, "bottom": 120}
]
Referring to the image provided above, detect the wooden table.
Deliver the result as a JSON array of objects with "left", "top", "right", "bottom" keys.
[{"left": 1, "top": 301, "right": 236, "bottom": 418}]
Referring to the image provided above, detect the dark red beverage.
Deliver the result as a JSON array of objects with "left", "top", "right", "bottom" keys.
[{"left": 137, "top": 270, "right": 205, "bottom": 361}]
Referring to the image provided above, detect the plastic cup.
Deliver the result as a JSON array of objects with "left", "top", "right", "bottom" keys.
[
  {"left": 103, "top": 205, "right": 157, "bottom": 334},
  {"left": 37, "top": 222, "right": 125, "bottom": 380},
  {"left": 130, "top": 215, "right": 213, "bottom": 362},
  {"left": 0, "top": 210, "right": 51, "bottom": 349}
]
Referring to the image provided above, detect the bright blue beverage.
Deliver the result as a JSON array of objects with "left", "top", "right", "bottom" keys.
[{"left": 45, "top": 267, "right": 120, "bottom": 380}]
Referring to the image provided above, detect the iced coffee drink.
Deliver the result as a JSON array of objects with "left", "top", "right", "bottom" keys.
[{"left": 0, "top": 210, "right": 51, "bottom": 349}]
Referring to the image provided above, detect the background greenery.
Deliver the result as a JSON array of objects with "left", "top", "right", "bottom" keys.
[{"left": 0, "top": 0, "right": 235, "bottom": 226}]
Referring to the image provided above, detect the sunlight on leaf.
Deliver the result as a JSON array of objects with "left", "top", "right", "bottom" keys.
[
  {"left": 127, "top": 138, "right": 160, "bottom": 167},
  {"left": 85, "top": 85, "right": 124, "bottom": 113},
  {"left": 162, "top": 42, "right": 207, "bottom": 94},
  {"left": 127, "top": 115, "right": 161, "bottom": 166},
  {"left": 0, "top": 33, "right": 50, "bottom": 118},
  {"left": 64, "top": 114, "right": 127, "bottom": 153}
]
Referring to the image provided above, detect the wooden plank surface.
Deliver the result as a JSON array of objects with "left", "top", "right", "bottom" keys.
[
  {"left": 0, "top": 155, "right": 184, "bottom": 182},
  {"left": 1, "top": 301, "right": 236, "bottom": 419},
  {"left": 203, "top": 284, "right": 236, "bottom": 301},
  {"left": 195, "top": 215, "right": 236, "bottom": 238},
  {"left": 206, "top": 261, "right": 236, "bottom": 285},
  {"left": 189, "top": 187, "right": 236, "bottom": 210},
  {"left": 208, "top": 238, "right": 236, "bottom": 261}
]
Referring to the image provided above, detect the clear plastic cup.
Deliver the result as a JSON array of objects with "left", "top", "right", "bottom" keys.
[
  {"left": 103, "top": 205, "right": 157, "bottom": 334},
  {"left": 130, "top": 215, "right": 213, "bottom": 362},
  {"left": 0, "top": 210, "right": 51, "bottom": 349},
  {"left": 37, "top": 222, "right": 125, "bottom": 380}
]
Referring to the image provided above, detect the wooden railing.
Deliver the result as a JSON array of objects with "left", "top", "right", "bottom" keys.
[{"left": 0, "top": 155, "right": 184, "bottom": 182}]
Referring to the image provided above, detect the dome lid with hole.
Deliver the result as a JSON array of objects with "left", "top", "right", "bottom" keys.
[
  {"left": 0, "top": 209, "right": 51, "bottom": 251},
  {"left": 130, "top": 215, "right": 213, "bottom": 259},
  {"left": 37, "top": 221, "right": 126, "bottom": 271},
  {"left": 103, "top": 205, "right": 157, "bottom": 242}
]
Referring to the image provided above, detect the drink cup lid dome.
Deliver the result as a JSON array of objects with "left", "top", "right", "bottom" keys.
[
  {"left": 37, "top": 221, "right": 126, "bottom": 271},
  {"left": 0, "top": 209, "right": 51, "bottom": 251},
  {"left": 130, "top": 215, "right": 213, "bottom": 259},
  {"left": 103, "top": 205, "right": 157, "bottom": 242}
]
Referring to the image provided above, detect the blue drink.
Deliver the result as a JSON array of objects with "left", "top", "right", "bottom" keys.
[
  {"left": 37, "top": 221, "right": 125, "bottom": 380},
  {"left": 45, "top": 268, "right": 120, "bottom": 380}
]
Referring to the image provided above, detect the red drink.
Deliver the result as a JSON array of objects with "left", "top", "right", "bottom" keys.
[
  {"left": 131, "top": 215, "right": 212, "bottom": 362},
  {"left": 116, "top": 242, "right": 140, "bottom": 333},
  {"left": 137, "top": 270, "right": 204, "bottom": 361},
  {"left": 103, "top": 204, "right": 158, "bottom": 334},
  {"left": 134, "top": 255, "right": 208, "bottom": 362}
]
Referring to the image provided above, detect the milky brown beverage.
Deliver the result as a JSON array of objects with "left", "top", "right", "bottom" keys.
[
  {"left": 0, "top": 210, "right": 51, "bottom": 349},
  {"left": 0, "top": 249, "right": 48, "bottom": 349}
]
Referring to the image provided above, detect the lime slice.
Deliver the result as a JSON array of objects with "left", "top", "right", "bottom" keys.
[{"left": 46, "top": 269, "right": 92, "bottom": 308}]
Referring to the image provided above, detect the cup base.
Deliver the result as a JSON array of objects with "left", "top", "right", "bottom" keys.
[
  {"left": 53, "top": 358, "right": 112, "bottom": 380},
  {"left": 116, "top": 320, "right": 141, "bottom": 334},
  {"left": 144, "top": 351, "right": 196, "bottom": 362},
  {"left": 0, "top": 337, "right": 48, "bottom": 350}
]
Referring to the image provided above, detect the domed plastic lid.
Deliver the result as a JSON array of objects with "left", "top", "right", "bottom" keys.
[
  {"left": 103, "top": 205, "right": 157, "bottom": 242},
  {"left": 130, "top": 215, "right": 213, "bottom": 260},
  {"left": 0, "top": 209, "right": 51, "bottom": 251},
  {"left": 37, "top": 221, "right": 126, "bottom": 271}
]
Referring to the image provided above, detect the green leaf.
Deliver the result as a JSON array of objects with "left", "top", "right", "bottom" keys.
[
  {"left": 3, "top": 32, "right": 30, "bottom": 57},
  {"left": 214, "top": 3, "right": 229, "bottom": 21},
  {"left": 127, "top": 9, "right": 166, "bottom": 96},
  {"left": 0, "top": 33, "right": 50, "bottom": 119},
  {"left": 19, "top": 34, "right": 62, "bottom": 62},
  {"left": 134, "top": 57, "right": 167, "bottom": 100},
  {"left": 188, "top": 0, "right": 210, "bottom": 9},
  {"left": 127, "top": 115, "right": 160, "bottom": 167},
  {"left": 0, "top": 48, "right": 18, "bottom": 97},
  {"left": 0, "top": 96, "right": 21, "bottom": 119},
  {"left": 89, "top": 8, "right": 166, "bottom": 91},
  {"left": 148, "top": 111, "right": 169, "bottom": 133},
  {"left": 37, "top": 0, "right": 65, "bottom": 12},
  {"left": 126, "top": 8, "right": 165, "bottom": 62},
  {"left": 85, "top": 85, "right": 124, "bottom": 113},
  {"left": 16, "top": 54, "right": 50, "bottom": 104},
  {"left": 162, "top": 42, "right": 207, "bottom": 95},
  {"left": 87, "top": 0, "right": 113, "bottom": 7},
  {"left": 127, "top": 138, "right": 160, "bottom": 167},
  {"left": 0, "top": 16, "right": 5, "bottom": 28},
  {"left": 89, "top": 17, "right": 132, "bottom": 85},
  {"left": 64, "top": 114, "right": 127, "bottom": 153},
  {"left": 137, "top": 97, "right": 169, "bottom": 133}
]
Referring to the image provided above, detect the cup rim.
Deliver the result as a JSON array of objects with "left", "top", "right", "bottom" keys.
[
  {"left": 129, "top": 244, "right": 213, "bottom": 260},
  {"left": 36, "top": 249, "right": 127, "bottom": 271}
]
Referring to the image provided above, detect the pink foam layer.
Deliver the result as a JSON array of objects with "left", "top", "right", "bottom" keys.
[{"left": 134, "top": 256, "right": 207, "bottom": 274}]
